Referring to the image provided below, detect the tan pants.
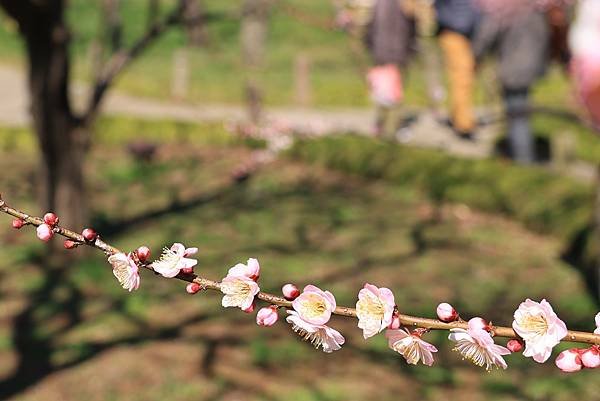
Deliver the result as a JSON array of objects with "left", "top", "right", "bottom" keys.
[{"left": 439, "top": 30, "right": 475, "bottom": 133}]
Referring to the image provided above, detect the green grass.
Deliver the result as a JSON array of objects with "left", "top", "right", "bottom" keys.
[{"left": 289, "top": 135, "right": 594, "bottom": 241}]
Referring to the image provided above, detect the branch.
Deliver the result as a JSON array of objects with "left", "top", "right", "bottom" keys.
[
  {"left": 83, "top": 0, "right": 187, "bottom": 125},
  {"left": 1, "top": 193, "right": 598, "bottom": 347}
]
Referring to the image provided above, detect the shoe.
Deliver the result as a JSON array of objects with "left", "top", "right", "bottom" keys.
[{"left": 454, "top": 131, "right": 475, "bottom": 142}]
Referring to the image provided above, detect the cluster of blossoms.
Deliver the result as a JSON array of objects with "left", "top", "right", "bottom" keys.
[{"left": 5, "top": 207, "right": 600, "bottom": 373}]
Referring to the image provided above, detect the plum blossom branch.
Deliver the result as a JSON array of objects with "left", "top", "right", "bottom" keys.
[{"left": 1, "top": 193, "right": 599, "bottom": 371}]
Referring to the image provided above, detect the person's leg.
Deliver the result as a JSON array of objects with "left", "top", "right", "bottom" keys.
[
  {"left": 504, "top": 88, "right": 534, "bottom": 164},
  {"left": 438, "top": 30, "right": 476, "bottom": 135},
  {"left": 374, "top": 104, "right": 389, "bottom": 137}
]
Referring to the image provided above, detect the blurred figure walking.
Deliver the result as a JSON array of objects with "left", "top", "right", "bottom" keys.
[
  {"left": 570, "top": 0, "right": 600, "bottom": 130},
  {"left": 364, "top": 0, "right": 416, "bottom": 138},
  {"left": 434, "top": 0, "right": 479, "bottom": 140},
  {"left": 473, "top": 1, "right": 550, "bottom": 164}
]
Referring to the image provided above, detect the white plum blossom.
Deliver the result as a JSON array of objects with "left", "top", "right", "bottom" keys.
[
  {"left": 449, "top": 318, "right": 511, "bottom": 371},
  {"left": 108, "top": 252, "right": 140, "bottom": 292},
  {"left": 286, "top": 285, "right": 345, "bottom": 352},
  {"left": 151, "top": 243, "right": 198, "bottom": 278},
  {"left": 595, "top": 312, "right": 600, "bottom": 335},
  {"left": 512, "top": 299, "right": 568, "bottom": 363},
  {"left": 286, "top": 310, "right": 345, "bottom": 353},
  {"left": 386, "top": 328, "right": 438, "bottom": 366},
  {"left": 220, "top": 274, "right": 260, "bottom": 310},
  {"left": 356, "top": 283, "right": 395, "bottom": 339},
  {"left": 228, "top": 257, "right": 260, "bottom": 280}
]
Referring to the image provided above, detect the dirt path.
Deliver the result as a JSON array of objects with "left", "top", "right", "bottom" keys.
[{"left": 0, "top": 64, "right": 595, "bottom": 181}]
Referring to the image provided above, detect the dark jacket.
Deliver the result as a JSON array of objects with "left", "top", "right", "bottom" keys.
[
  {"left": 364, "top": 0, "right": 416, "bottom": 66},
  {"left": 434, "top": 0, "right": 479, "bottom": 37},
  {"left": 472, "top": 10, "right": 549, "bottom": 91}
]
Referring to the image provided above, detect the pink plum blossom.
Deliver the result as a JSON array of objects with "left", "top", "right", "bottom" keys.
[
  {"left": 581, "top": 346, "right": 600, "bottom": 368},
  {"left": 228, "top": 258, "right": 260, "bottom": 281},
  {"left": 469, "top": 317, "right": 489, "bottom": 331},
  {"left": 292, "top": 285, "right": 336, "bottom": 326},
  {"left": 36, "top": 223, "right": 53, "bottom": 242},
  {"left": 595, "top": 312, "right": 600, "bottom": 335},
  {"left": 151, "top": 243, "right": 198, "bottom": 278},
  {"left": 513, "top": 299, "right": 568, "bottom": 363},
  {"left": 256, "top": 306, "right": 279, "bottom": 326},
  {"left": 220, "top": 274, "right": 259, "bottom": 310},
  {"left": 449, "top": 318, "right": 511, "bottom": 371},
  {"left": 108, "top": 252, "right": 140, "bottom": 292},
  {"left": 356, "top": 283, "right": 395, "bottom": 339},
  {"left": 286, "top": 310, "right": 345, "bottom": 353},
  {"left": 555, "top": 349, "right": 583, "bottom": 373},
  {"left": 437, "top": 302, "right": 459, "bottom": 322},
  {"left": 388, "top": 313, "right": 401, "bottom": 330},
  {"left": 386, "top": 328, "right": 438, "bottom": 366},
  {"left": 282, "top": 283, "right": 300, "bottom": 300}
]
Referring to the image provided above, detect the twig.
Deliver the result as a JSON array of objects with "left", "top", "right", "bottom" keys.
[
  {"left": 1, "top": 193, "right": 599, "bottom": 345},
  {"left": 84, "top": 0, "right": 187, "bottom": 125}
]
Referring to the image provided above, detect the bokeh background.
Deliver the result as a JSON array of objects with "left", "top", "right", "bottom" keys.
[{"left": 0, "top": 1, "right": 599, "bottom": 400}]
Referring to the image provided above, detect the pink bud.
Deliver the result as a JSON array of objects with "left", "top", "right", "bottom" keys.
[
  {"left": 581, "top": 346, "right": 600, "bottom": 369},
  {"left": 388, "top": 314, "right": 401, "bottom": 329},
  {"left": 36, "top": 224, "right": 53, "bottom": 242},
  {"left": 282, "top": 283, "right": 300, "bottom": 300},
  {"left": 256, "top": 306, "right": 279, "bottom": 326},
  {"left": 12, "top": 219, "right": 25, "bottom": 229},
  {"left": 506, "top": 339, "right": 524, "bottom": 353},
  {"left": 43, "top": 212, "right": 59, "bottom": 226},
  {"left": 243, "top": 302, "right": 256, "bottom": 314},
  {"left": 81, "top": 228, "right": 97, "bottom": 242},
  {"left": 136, "top": 246, "right": 151, "bottom": 262},
  {"left": 469, "top": 317, "right": 489, "bottom": 331},
  {"left": 181, "top": 267, "right": 194, "bottom": 274},
  {"left": 186, "top": 282, "right": 201, "bottom": 294},
  {"left": 555, "top": 349, "right": 583, "bottom": 373},
  {"left": 436, "top": 302, "right": 459, "bottom": 322},
  {"left": 64, "top": 240, "right": 77, "bottom": 249}
]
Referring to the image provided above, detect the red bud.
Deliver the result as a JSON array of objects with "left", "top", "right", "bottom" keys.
[
  {"left": 81, "top": 228, "right": 97, "bottom": 242},
  {"left": 43, "top": 212, "right": 59, "bottom": 226}
]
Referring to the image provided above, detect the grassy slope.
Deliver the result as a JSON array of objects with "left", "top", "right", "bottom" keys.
[{"left": 0, "top": 134, "right": 598, "bottom": 401}]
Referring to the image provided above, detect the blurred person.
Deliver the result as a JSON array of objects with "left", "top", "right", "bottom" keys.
[
  {"left": 364, "top": 0, "right": 417, "bottom": 138},
  {"left": 472, "top": 1, "right": 551, "bottom": 164},
  {"left": 569, "top": 0, "right": 600, "bottom": 129},
  {"left": 434, "top": 0, "right": 479, "bottom": 140}
]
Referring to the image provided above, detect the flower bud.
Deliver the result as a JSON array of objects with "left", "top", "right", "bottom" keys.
[
  {"left": 256, "top": 306, "right": 279, "bottom": 326},
  {"left": 43, "top": 212, "right": 59, "bottom": 226},
  {"left": 12, "top": 219, "right": 25, "bottom": 229},
  {"left": 81, "top": 228, "right": 97, "bottom": 242},
  {"left": 388, "top": 314, "right": 401, "bottom": 329},
  {"left": 136, "top": 246, "right": 151, "bottom": 262},
  {"left": 181, "top": 267, "right": 194, "bottom": 274},
  {"left": 555, "top": 349, "right": 583, "bottom": 373},
  {"left": 36, "top": 224, "right": 53, "bottom": 242},
  {"left": 186, "top": 282, "right": 201, "bottom": 294},
  {"left": 64, "top": 240, "right": 77, "bottom": 249},
  {"left": 469, "top": 317, "right": 489, "bottom": 331},
  {"left": 436, "top": 302, "right": 459, "bottom": 322},
  {"left": 242, "top": 302, "right": 256, "bottom": 314},
  {"left": 282, "top": 283, "right": 300, "bottom": 300},
  {"left": 506, "top": 339, "right": 524, "bottom": 353},
  {"left": 581, "top": 346, "right": 600, "bottom": 369}
]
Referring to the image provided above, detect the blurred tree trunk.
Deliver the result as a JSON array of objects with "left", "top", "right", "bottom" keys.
[
  {"left": 0, "top": 0, "right": 88, "bottom": 229},
  {"left": 147, "top": 0, "right": 160, "bottom": 29},
  {"left": 183, "top": 0, "right": 207, "bottom": 47},
  {"left": 0, "top": 0, "right": 186, "bottom": 230},
  {"left": 103, "top": 0, "right": 122, "bottom": 52},
  {"left": 241, "top": 0, "right": 271, "bottom": 125}
]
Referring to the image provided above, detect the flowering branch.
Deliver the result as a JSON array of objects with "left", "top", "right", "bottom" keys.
[{"left": 1, "top": 193, "right": 599, "bottom": 372}]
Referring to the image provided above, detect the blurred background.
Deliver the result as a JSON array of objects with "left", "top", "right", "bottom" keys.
[{"left": 1, "top": 0, "right": 600, "bottom": 400}]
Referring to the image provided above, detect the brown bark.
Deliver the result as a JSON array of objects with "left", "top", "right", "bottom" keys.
[
  {"left": 183, "top": 0, "right": 207, "bottom": 47},
  {"left": 1, "top": 0, "right": 88, "bottom": 229}
]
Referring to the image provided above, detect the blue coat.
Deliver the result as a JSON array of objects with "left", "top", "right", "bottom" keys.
[{"left": 434, "top": 0, "right": 479, "bottom": 37}]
